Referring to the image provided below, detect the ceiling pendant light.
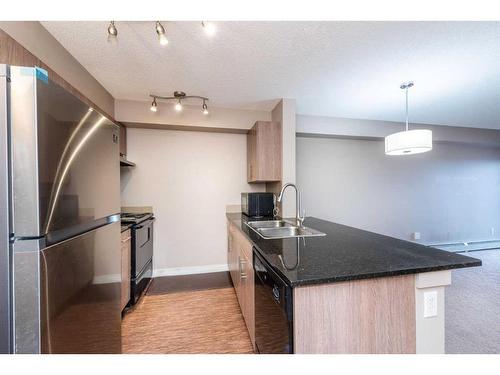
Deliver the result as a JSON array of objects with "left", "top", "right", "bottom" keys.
[
  {"left": 202, "top": 100, "right": 209, "bottom": 115},
  {"left": 201, "top": 21, "right": 217, "bottom": 37},
  {"left": 107, "top": 21, "right": 118, "bottom": 42},
  {"left": 175, "top": 99, "right": 183, "bottom": 111},
  {"left": 156, "top": 21, "right": 168, "bottom": 46},
  {"left": 150, "top": 97, "right": 158, "bottom": 112},
  {"left": 385, "top": 82, "right": 432, "bottom": 156}
]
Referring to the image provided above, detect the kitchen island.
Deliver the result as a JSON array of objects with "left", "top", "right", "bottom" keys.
[{"left": 226, "top": 212, "right": 481, "bottom": 354}]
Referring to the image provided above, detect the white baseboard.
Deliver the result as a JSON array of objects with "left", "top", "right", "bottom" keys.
[{"left": 153, "top": 263, "right": 229, "bottom": 277}]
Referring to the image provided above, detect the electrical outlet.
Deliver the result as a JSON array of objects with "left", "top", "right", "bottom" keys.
[
  {"left": 412, "top": 232, "right": 421, "bottom": 240},
  {"left": 423, "top": 291, "right": 438, "bottom": 318}
]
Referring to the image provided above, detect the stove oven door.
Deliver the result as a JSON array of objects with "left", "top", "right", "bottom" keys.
[{"left": 132, "top": 218, "right": 154, "bottom": 278}]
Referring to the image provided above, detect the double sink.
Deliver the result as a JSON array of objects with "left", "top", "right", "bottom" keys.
[{"left": 245, "top": 219, "right": 326, "bottom": 239}]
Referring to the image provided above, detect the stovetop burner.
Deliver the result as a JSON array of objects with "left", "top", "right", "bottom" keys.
[
  {"left": 121, "top": 212, "right": 153, "bottom": 224},
  {"left": 122, "top": 213, "right": 149, "bottom": 218}
]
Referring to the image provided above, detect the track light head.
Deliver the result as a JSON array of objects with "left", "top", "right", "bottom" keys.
[
  {"left": 201, "top": 21, "right": 216, "bottom": 37},
  {"left": 202, "top": 101, "right": 209, "bottom": 115},
  {"left": 175, "top": 99, "right": 183, "bottom": 112},
  {"left": 107, "top": 21, "right": 118, "bottom": 37},
  {"left": 107, "top": 21, "right": 118, "bottom": 43},
  {"left": 150, "top": 97, "right": 158, "bottom": 112},
  {"left": 156, "top": 21, "right": 168, "bottom": 46}
]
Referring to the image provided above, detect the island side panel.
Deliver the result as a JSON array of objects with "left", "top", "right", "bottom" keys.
[
  {"left": 414, "top": 270, "right": 451, "bottom": 354},
  {"left": 293, "top": 275, "right": 416, "bottom": 354}
]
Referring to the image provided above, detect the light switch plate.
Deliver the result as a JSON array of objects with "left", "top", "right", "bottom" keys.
[{"left": 423, "top": 290, "right": 438, "bottom": 318}]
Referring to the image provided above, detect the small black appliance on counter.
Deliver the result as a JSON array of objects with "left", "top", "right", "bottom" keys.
[{"left": 241, "top": 192, "right": 275, "bottom": 218}]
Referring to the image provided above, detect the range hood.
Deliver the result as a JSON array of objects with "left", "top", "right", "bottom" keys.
[{"left": 120, "top": 156, "right": 136, "bottom": 167}]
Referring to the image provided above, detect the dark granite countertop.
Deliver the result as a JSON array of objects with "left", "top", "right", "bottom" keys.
[
  {"left": 121, "top": 223, "right": 133, "bottom": 233},
  {"left": 226, "top": 212, "right": 481, "bottom": 288}
]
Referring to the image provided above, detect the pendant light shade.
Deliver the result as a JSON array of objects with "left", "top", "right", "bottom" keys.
[
  {"left": 385, "top": 81, "right": 432, "bottom": 156},
  {"left": 385, "top": 129, "right": 432, "bottom": 155}
]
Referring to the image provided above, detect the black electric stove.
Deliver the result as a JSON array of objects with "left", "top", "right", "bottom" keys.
[{"left": 121, "top": 212, "right": 155, "bottom": 306}]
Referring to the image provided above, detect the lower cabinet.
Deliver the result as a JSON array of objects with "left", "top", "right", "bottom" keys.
[
  {"left": 228, "top": 221, "right": 255, "bottom": 350},
  {"left": 121, "top": 229, "right": 132, "bottom": 311}
]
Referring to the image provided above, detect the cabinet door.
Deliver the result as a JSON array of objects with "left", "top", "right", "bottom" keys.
[
  {"left": 237, "top": 252, "right": 247, "bottom": 316},
  {"left": 228, "top": 222, "right": 256, "bottom": 350},
  {"left": 247, "top": 121, "right": 282, "bottom": 183},
  {"left": 120, "top": 229, "right": 131, "bottom": 311},
  {"left": 119, "top": 124, "right": 127, "bottom": 157},
  {"left": 256, "top": 121, "right": 281, "bottom": 182},
  {"left": 247, "top": 125, "right": 257, "bottom": 182},
  {"left": 228, "top": 223, "right": 240, "bottom": 294},
  {"left": 242, "top": 250, "right": 255, "bottom": 348}
]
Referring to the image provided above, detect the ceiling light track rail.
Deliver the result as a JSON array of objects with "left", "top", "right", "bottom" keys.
[{"left": 149, "top": 94, "right": 209, "bottom": 101}]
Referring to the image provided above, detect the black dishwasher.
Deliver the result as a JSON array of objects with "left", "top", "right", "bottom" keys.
[{"left": 253, "top": 248, "right": 293, "bottom": 354}]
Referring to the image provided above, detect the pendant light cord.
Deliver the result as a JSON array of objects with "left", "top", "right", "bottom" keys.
[{"left": 405, "top": 86, "right": 409, "bottom": 131}]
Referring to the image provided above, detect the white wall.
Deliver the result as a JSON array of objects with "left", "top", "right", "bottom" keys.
[
  {"left": 296, "top": 114, "right": 500, "bottom": 148},
  {"left": 115, "top": 99, "right": 271, "bottom": 131},
  {"left": 121, "top": 128, "right": 264, "bottom": 274},
  {"left": 297, "top": 136, "right": 500, "bottom": 244}
]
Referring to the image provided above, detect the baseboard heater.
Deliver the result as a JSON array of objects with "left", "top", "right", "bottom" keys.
[{"left": 429, "top": 239, "right": 500, "bottom": 253}]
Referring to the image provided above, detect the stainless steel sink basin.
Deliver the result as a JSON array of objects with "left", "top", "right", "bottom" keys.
[
  {"left": 245, "top": 220, "right": 326, "bottom": 239},
  {"left": 246, "top": 220, "right": 293, "bottom": 229}
]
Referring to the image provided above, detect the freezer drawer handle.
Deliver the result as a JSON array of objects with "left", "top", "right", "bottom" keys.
[{"left": 272, "top": 285, "right": 280, "bottom": 302}]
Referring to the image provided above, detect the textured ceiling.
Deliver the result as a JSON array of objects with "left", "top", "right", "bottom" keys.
[{"left": 42, "top": 21, "right": 500, "bottom": 129}]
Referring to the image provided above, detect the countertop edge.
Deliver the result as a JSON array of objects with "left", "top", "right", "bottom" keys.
[
  {"left": 121, "top": 223, "right": 134, "bottom": 232},
  {"left": 226, "top": 212, "right": 482, "bottom": 288}
]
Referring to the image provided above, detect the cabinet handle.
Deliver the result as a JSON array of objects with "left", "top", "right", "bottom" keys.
[{"left": 239, "top": 256, "right": 247, "bottom": 279}]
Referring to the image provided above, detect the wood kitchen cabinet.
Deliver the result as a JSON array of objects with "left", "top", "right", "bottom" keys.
[
  {"left": 227, "top": 221, "right": 255, "bottom": 349},
  {"left": 119, "top": 124, "right": 127, "bottom": 158},
  {"left": 121, "top": 229, "right": 132, "bottom": 311},
  {"left": 247, "top": 121, "right": 282, "bottom": 183}
]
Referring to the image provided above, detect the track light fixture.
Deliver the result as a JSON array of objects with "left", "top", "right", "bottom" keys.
[
  {"left": 150, "top": 97, "right": 158, "bottom": 112},
  {"left": 201, "top": 21, "right": 217, "bottom": 37},
  {"left": 155, "top": 21, "right": 168, "bottom": 46},
  {"left": 108, "top": 21, "right": 220, "bottom": 44},
  {"left": 149, "top": 91, "right": 209, "bottom": 114}
]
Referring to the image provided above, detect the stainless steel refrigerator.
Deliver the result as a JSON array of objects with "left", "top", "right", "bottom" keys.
[{"left": 0, "top": 64, "right": 122, "bottom": 354}]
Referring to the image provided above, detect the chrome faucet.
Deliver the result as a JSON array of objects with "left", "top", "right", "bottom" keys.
[{"left": 277, "top": 183, "right": 305, "bottom": 227}]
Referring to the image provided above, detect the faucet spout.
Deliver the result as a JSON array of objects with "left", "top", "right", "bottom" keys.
[{"left": 277, "top": 183, "right": 305, "bottom": 227}]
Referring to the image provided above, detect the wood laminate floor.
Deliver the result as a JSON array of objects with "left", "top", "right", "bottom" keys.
[
  {"left": 147, "top": 272, "right": 233, "bottom": 295},
  {"left": 121, "top": 286, "right": 254, "bottom": 354}
]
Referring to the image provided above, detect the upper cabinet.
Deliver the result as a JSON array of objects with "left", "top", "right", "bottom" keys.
[
  {"left": 119, "top": 124, "right": 136, "bottom": 167},
  {"left": 247, "top": 121, "right": 282, "bottom": 183},
  {"left": 119, "top": 124, "right": 127, "bottom": 158}
]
